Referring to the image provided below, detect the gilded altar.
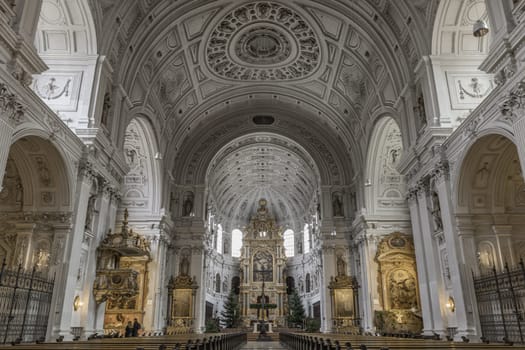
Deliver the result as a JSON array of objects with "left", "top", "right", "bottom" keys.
[
  {"left": 374, "top": 232, "right": 422, "bottom": 335},
  {"left": 329, "top": 273, "right": 360, "bottom": 334},
  {"left": 94, "top": 209, "right": 151, "bottom": 334},
  {"left": 239, "top": 199, "right": 288, "bottom": 327}
]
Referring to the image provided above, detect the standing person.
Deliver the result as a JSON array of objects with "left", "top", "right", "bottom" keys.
[
  {"left": 125, "top": 321, "right": 133, "bottom": 337},
  {"left": 132, "top": 318, "right": 141, "bottom": 337}
]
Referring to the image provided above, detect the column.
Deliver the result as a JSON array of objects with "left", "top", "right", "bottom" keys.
[
  {"left": 456, "top": 221, "right": 482, "bottom": 337},
  {"left": 416, "top": 182, "right": 446, "bottom": 335},
  {"left": 407, "top": 189, "right": 435, "bottom": 335},
  {"left": 149, "top": 234, "right": 169, "bottom": 332},
  {"left": 83, "top": 184, "right": 111, "bottom": 337},
  {"left": 319, "top": 246, "right": 334, "bottom": 333},
  {"left": 355, "top": 232, "right": 375, "bottom": 332},
  {"left": 0, "top": 84, "right": 24, "bottom": 191},
  {"left": 501, "top": 83, "right": 525, "bottom": 175},
  {"left": 54, "top": 162, "right": 96, "bottom": 340},
  {"left": 46, "top": 223, "right": 73, "bottom": 341},
  {"left": 434, "top": 163, "right": 477, "bottom": 339},
  {"left": 192, "top": 245, "right": 206, "bottom": 333},
  {"left": 493, "top": 225, "right": 515, "bottom": 267},
  {"left": 513, "top": 116, "right": 525, "bottom": 176}
]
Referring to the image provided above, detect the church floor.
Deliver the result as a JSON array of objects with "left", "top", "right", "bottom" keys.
[{"left": 241, "top": 341, "right": 286, "bottom": 349}]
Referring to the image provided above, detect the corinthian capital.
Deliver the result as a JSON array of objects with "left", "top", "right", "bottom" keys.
[
  {"left": 500, "top": 81, "right": 525, "bottom": 123},
  {"left": 432, "top": 161, "right": 450, "bottom": 184},
  {"left": 0, "top": 83, "right": 25, "bottom": 126}
]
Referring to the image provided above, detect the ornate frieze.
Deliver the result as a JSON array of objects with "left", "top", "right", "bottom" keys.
[{"left": 206, "top": 2, "right": 320, "bottom": 81}]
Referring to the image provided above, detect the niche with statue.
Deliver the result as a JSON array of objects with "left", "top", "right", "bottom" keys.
[
  {"left": 374, "top": 232, "right": 422, "bottom": 335},
  {"left": 93, "top": 209, "right": 151, "bottom": 335}
]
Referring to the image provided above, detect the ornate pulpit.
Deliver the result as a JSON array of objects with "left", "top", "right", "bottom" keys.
[
  {"left": 239, "top": 199, "right": 287, "bottom": 327},
  {"left": 94, "top": 209, "right": 151, "bottom": 334}
]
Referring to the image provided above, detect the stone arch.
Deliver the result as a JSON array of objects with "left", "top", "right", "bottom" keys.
[
  {"left": 121, "top": 117, "right": 162, "bottom": 216},
  {"left": 364, "top": 117, "right": 407, "bottom": 216},
  {"left": 456, "top": 134, "right": 525, "bottom": 270},
  {"left": 203, "top": 132, "right": 322, "bottom": 232},
  {"left": 0, "top": 135, "right": 72, "bottom": 272}
]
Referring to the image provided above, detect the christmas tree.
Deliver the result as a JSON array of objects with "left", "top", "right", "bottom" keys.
[
  {"left": 287, "top": 288, "right": 306, "bottom": 327},
  {"left": 221, "top": 290, "right": 241, "bottom": 328}
]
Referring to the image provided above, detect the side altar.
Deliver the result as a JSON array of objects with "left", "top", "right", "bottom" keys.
[{"left": 239, "top": 199, "right": 288, "bottom": 327}]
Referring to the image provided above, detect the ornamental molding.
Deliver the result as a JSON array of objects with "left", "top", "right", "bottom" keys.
[
  {"left": 206, "top": 2, "right": 320, "bottom": 81},
  {"left": 0, "top": 83, "right": 25, "bottom": 126}
]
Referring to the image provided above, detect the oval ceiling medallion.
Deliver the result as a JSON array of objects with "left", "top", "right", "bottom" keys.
[{"left": 206, "top": 2, "right": 321, "bottom": 81}]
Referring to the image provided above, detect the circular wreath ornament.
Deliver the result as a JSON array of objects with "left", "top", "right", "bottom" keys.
[{"left": 207, "top": 2, "right": 320, "bottom": 81}]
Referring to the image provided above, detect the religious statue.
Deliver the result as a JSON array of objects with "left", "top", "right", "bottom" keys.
[
  {"left": 182, "top": 192, "right": 194, "bottom": 216},
  {"left": 337, "top": 256, "right": 346, "bottom": 276},
  {"left": 332, "top": 192, "right": 343, "bottom": 217},
  {"left": 179, "top": 256, "right": 190, "bottom": 276},
  {"left": 430, "top": 191, "right": 443, "bottom": 231}
]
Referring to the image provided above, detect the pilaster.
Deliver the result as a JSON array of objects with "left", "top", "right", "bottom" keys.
[
  {"left": 0, "top": 83, "right": 25, "bottom": 191},
  {"left": 415, "top": 179, "right": 446, "bottom": 335},
  {"left": 433, "top": 162, "right": 477, "bottom": 340},
  {"left": 54, "top": 161, "right": 97, "bottom": 340}
]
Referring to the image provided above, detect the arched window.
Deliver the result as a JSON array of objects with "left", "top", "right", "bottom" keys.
[
  {"left": 216, "top": 224, "right": 223, "bottom": 254},
  {"left": 306, "top": 273, "right": 311, "bottom": 293},
  {"left": 215, "top": 273, "right": 221, "bottom": 293},
  {"left": 283, "top": 229, "right": 295, "bottom": 257},
  {"left": 303, "top": 224, "right": 310, "bottom": 254},
  {"left": 231, "top": 229, "right": 243, "bottom": 257}
]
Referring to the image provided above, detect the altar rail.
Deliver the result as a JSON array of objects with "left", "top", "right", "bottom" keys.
[{"left": 473, "top": 260, "right": 525, "bottom": 344}]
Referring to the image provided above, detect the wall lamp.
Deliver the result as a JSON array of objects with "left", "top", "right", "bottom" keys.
[{"left": 445, "top": 296, "right": 455, "bottom": 312}]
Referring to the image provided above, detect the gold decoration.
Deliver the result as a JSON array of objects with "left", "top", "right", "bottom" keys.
[
  {"left": 374, "top": 232, "right": 422, "bottom": 334},
  {"left": 239, "top": 199, "right": 288, "bottom": 327},
  {"left": 329, "top": 274, "right": 360, "bottom": 333},
  {"left": 94, "top": 209, "right": 150, "bottom": 334},
  {"left": 166, "top": 275, "right": 198, "bottom": 334}
]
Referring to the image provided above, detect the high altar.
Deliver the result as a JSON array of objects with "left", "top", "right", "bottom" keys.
[{"left": 239, "top": 199, "right": 287, "bottom": 327}]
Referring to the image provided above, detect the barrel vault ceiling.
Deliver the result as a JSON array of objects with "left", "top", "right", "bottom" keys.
[{"left": 87, "top": 0, "right": 439, "bottom": 227}]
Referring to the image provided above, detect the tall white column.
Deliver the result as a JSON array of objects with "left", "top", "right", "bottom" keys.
[
  {"left": 456, "top": 221, "right": 482, "bottom": 337},
  {"left": 434, "top": 163, "right": 477, "bottom": 339},
  {"left": 152, "top": 235, "right": 168, "bottom": 332},
  {"left": 192, "top": 245, "right": 206, "bottom": 333},
  {"left": 512, "top": 116, "right": 525, "bottom": 176},
  {"left": 83, "top": 185, "right": 111, "bottom": 337},
  {"left": 54, "top": 162, "right": 96, "bottom": 340},
  {"left": 320, "top": 246, "right": 334, "bottom": 333},
  {"left": 416, "top": 182, "right": 446, "bottom": 335},
  {"left": 407, "top": 189, "right": 434, "bottom": 335},
  {"left": 0, "top": 84, "right": 24, "bottom": 191},
  {"left": 46, "top": 223, "right": 73, "bottom": 341},
  {"left": 356, "top": 232, "right": 375, "bottom": 332}
]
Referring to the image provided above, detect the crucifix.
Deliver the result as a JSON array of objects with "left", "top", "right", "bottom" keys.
[
  {"left": 255, "top": 266, "right": 271, "bottom": 320},
  {"left": 258, "top": 279, "right": 269, "bottom": 337}
]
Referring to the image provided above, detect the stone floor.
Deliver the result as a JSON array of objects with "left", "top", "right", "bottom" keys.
[{"left": 240, "top": 341, "right": 287, "bottom": 349}]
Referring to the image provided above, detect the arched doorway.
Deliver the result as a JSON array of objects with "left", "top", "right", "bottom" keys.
[
  {"left": 457, "top": 134, "right": 525, "bottom": 343},
  {"left": 0, "top": 135, "right": 72, "bottom": 343}
]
